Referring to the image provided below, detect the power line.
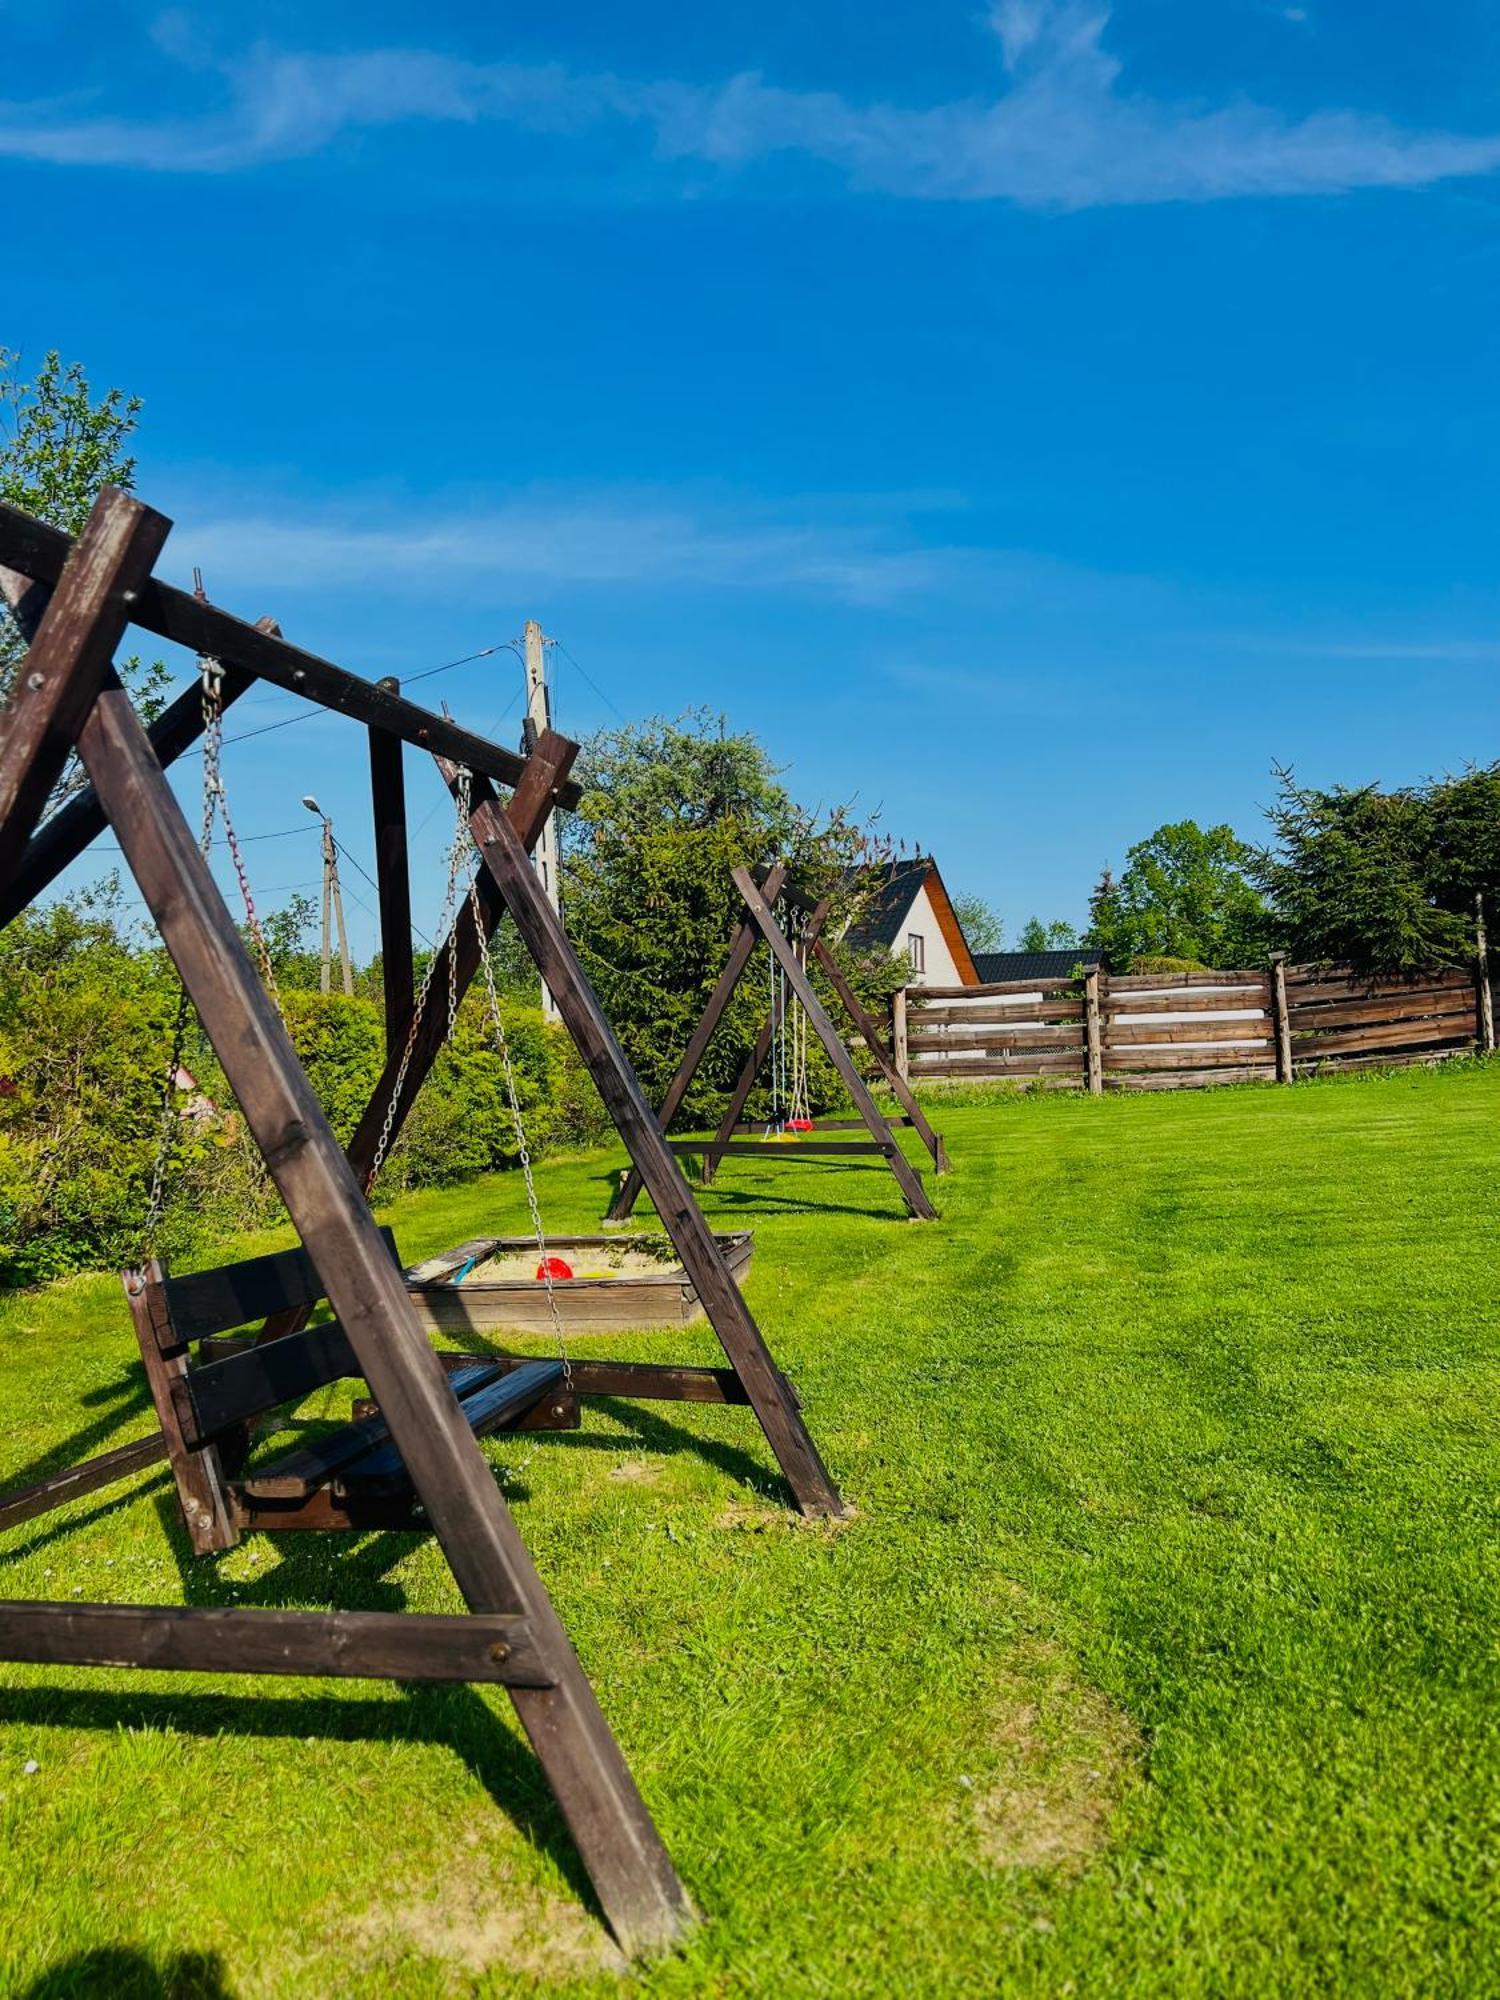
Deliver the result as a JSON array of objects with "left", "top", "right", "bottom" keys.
[{"left": 550, "top": 638, "right": 625, "bottom": 723}]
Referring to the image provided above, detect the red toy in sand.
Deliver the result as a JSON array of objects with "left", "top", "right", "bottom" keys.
[{"left": 536, "top": 1255, "right": 574, "bottom": 1282}]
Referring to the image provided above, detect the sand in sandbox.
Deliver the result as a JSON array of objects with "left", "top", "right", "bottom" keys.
[{"left": 466, "top": 1245, "right": 678, "bottom": 1283}]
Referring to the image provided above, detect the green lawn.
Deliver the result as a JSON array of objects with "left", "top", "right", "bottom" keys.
[{"left": 0, "top": 1064, "right": 1497, "bottom": 1998}]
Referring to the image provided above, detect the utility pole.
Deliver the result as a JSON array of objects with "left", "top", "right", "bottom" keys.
[
  {"left": 523, "top": 618, "right": 563, "bottom": 1021},
  {"left": 303, "top": 795, "right": 353, "bottom": 998}
]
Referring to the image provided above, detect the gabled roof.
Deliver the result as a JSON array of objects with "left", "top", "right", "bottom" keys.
[
  {"left": 972, "top": 949, "right": 1093, "bottom": 982},
  {"left": 842, "top": 858, "right": 933, "bottom": 954},
  {"left": 843, "top": 857, "right": 980, "bottom": 984}
]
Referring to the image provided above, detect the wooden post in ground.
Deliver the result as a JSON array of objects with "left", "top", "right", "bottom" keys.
[
  {"left": 891, "top": 988, "right": 909, "bottom": 1083},
  {"left": 1270, "top": 953, "right": 1293, "bottom": 1082},
  {"left": 1083, "top": 966, "right": 1104, "bottom": 1096},
  {"left": 1477, "top": 894, "right": 1495, "bottom": 1052}
]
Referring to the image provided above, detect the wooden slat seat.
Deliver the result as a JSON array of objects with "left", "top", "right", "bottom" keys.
[{"left": 245, "top": 1360, "right": 565, "bottom": 1502}]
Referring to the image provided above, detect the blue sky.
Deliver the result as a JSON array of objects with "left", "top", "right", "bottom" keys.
[{"left": 6, "top": 0, "right": 1500, "bottom": 951}]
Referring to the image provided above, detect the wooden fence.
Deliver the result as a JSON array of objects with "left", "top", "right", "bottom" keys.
[{"left": 896, "top": 958, "right": 1493, "bottom": 1092}]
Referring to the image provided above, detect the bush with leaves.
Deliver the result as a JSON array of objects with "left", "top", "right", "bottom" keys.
[
  {"left": 1254, "top": 765, "right": 1500, "bottom": 974},
  {"left": 564, "top": 710, "right": 886, "bottom": 1127}
]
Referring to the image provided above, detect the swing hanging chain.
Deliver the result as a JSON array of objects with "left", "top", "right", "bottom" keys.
[
  {"left": 142, "top": 655, "right": 263, "bottom": 1257},
  {"left": 200, "top": 658, "right": 281, "bottom": 1009},
  {"left": 456, "top": 770, "right": 572, "bottom": 1390}
]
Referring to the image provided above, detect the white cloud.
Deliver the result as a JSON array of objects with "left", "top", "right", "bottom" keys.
[
  {"left": 169, "top": 490, "right": 951, "bottom": 605},
  {"left": 1, "top": 2, "right": 1496, "bottom": 208}
]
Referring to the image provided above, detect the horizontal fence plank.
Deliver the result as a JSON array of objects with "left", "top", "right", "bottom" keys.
[
  {"left": 1104, "top": 992, "right": 1270, "bottom": 1017},
  {"left": 917, "top": 978, "right": 1084, "bottom": 1000},
  {"left": 1104, "top": 971, "right": 1267, "bottom": 992},
  {"left": 1286, "top": 991, "right": 1476, "bottom": 1032},
  {"left": 910, "top": 1000, "right": 1085, "bottom": 1026},
  {"left": 1109, "top": 1064, "right": 1278, "bottom": 1091},
  {"left": 1288, "top": 968, "right": 1472, "bottom": 1000},
  {"left": 909, "top": 1029, "right": 1084, "bottom": 1054},
  {"left": 909, "top": 1049, "right": 1083, "bottom": 1074},
  {"left": 1292, "top": 1047, "right": 1462, "bottom": 1076},
  {"left": 1292, "top": 1016, "right": 1475, "bottom": 1059},
  {"left": 1103, "top": 1020, "right": 1275, "bottom": 1047},
  {"left": 1105, "top": 1044, "right": 1272, "bottom": 1072}
]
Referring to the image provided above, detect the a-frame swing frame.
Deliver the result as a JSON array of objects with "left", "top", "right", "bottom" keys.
[
  {"left": 608, "top": 865, "right": 946, "bottom": 1226},
  {"left": 0, "top": 486, "right": 846, "bottom": 1959}
]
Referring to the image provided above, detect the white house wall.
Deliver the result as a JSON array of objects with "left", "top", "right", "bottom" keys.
[{"left": 898, "top": 882, "right": 966, "bottom": 986}]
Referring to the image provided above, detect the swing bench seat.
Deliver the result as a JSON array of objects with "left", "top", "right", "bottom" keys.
[{"left": 127, "top": 1234, "right": 576, "bottom": 1553}]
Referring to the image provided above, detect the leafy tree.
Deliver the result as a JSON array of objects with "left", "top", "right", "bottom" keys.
[
  {"left": 1254, "top": 764, "right": 1500, "bottom": 974},
  {"left": 953, "top": 893, "right": 1003, "bottom": 953},
  {"left": 1084, "top": 820, "right": 1270, "bottom": 971},
  {"left": 0, "top": 348, "right": 170, "bottom": 722},
  {"left": 1018, "top": 916, "right": 1079, "bottom": 952},
  {"left": 564, "top": 710, "right": 881, "bottom": 1123}
]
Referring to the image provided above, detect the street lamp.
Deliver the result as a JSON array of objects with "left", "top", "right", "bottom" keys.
[{"left": 302, "top": 795, "right": 352, "bottom": 997}]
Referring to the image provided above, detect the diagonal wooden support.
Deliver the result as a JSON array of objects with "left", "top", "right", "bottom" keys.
[
  {"left": 698, "top": 895, "right": 830, "bottom": 1188},
  {"left": 0, "top": 665, "right": 693, "bottom": 1956},
  {"left": 808, "top": 937, "right": 948, "bottom": 1172},
  {"left": 447, "top": 764, "right": 845, "bottom": 1521},
  {"left": 0, "top": 487, "right": 170, "bottom": 890},
  {"left": 606, "top": 862, "right": 788, "bottom": 1222},
  {"left": 731, "top": 870, "right": 936, "bottom": 1220}
]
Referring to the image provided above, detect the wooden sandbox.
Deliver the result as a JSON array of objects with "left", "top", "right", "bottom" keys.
[{"left": 403, "top": 1232, "right": 755, "bottom": 1337}]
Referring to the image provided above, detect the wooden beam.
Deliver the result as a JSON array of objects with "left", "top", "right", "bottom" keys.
[
  {"left": 0, "top": 653, "right": 261, "bottom": 931},
  {"left": 368, "top": 680, "right": 414, "bottom": 1056},
  {"left": 0, "top": 1603, "right": 553, "bottom": 1687},
  {"left": 0, "top": 497, "right": 582, "bottom": 807},
  {"left": 0, "top": 488, "right": 171, "bottom": 889},
  {"left": 448, "top": 764, "right": 845, "bottom": 1522},
  {"left": 671, "top": 1139, "right": 895, "bottom": 1159},
  {"left": 606, "top": 862, "right": 788, "bottom": 1221},
  {"left": 55, "top": 676, "right": 691, "bottom": 1957},
  {"left": 732, "top": 870, "right": 937, "bottom": 1221},
  {"left": 0, "top": 1433, "right": 167, "bottom": 1535}
]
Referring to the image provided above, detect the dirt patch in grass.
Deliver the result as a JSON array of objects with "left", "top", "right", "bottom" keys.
[
  {"left": 607, "top": 1458, "right": 662, "bottom": 1485},
  {"left": 969, "top": 1671, "right": 1143, "bottom": 1875},
  {"left": 346, "top": 1838, "right": 625, "bottom": 1987}
]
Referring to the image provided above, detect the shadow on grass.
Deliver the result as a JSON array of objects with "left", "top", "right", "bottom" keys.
[
  {"left": 18, "top": 1947, "right": 233, "bottom": 1998},
  {"left": 590, "top": 1161, "right": 917, "bottom": 1226},
  {"left": 0, "top": 1365, "right": 153, "bottom": 1502},
  {"left": 531, "top": 1395, "right": 791, "bottom": 1504}
]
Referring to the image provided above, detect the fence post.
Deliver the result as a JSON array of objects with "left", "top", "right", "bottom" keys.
[
  {"left": 1270, "top": 952, "right": 1293, "bottom": 1082},
  {"left": 1083, "top": 965, "right": 1103, "bottom": 1095},
  {"left": 1477, "top": 894, "right": 1496, "bottom": 1053},
  {"left": 891, "top": 986, "right": 910, "bottom": 1083}
]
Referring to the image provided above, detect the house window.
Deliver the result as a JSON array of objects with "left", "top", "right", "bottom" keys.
[{"left": 907, "top": 932, "right": 926, "bottom": 976}]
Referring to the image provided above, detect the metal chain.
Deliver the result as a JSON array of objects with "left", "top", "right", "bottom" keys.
[
  {"left": 789, "top": 910, "right": 812, "bottom": 1127},
  {"left": 456, "top": 770, "right": 571, "bottom": 1387},
  {"left": 200, "top": 659, "right": 282, "bottom": 1010}
]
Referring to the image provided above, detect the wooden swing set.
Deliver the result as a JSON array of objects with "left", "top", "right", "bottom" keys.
[
  {"left": 0, "top": 486, "right": 847, "bottom": 1958},
  {"left": 607, "top": 864, "right": 946, "bottom": 1226}
]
